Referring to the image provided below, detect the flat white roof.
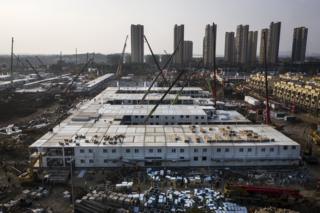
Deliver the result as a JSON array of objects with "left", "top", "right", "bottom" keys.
[
  {"left": 85, "top": 73, "right": 114, "bottom": 88},
  {"left": 98, "top": 105, "right": 209, "bottom": 116},
  {"left": 30, "top": 124, "right": 298, "bottom": 148},
  {"left": 30, "top": 86, "right": 297, "bottom": 149}
]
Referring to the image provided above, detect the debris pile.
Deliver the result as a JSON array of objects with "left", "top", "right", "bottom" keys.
[
  {"left": 1, "top": 187, "right": 49, "bottom": 212},
  {"left": 115, "top": 181, "right": 133, "bottom": 191},
  {"left": 0, "top": 124, "right": 22, "bottom": 135},
  {"left": 144, "top": 187, "right": 247, "bottom": 212},
  {"left": 146, "top": 168, "right": 221, "bottom": 187}
]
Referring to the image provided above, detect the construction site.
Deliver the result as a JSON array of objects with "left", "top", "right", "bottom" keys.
[
  {"left": 1, "top": 2, "right": 320, "bottom": 212},
  {"left": 0, "top": 37, "right": 319, "bottom": 213}
]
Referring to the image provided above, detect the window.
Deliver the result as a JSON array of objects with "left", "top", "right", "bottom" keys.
[
  {"left": 126, "top": 149, "right": 130, "bottom": 153},
  {"left": 180, "top": 115, "right": 184, "bottom": 118},
  {"left": 225, "top": 148, "right": 229, "bottom": 152},
  {"left": 89, "top": 159, "right": 94, "bottom": 163},
  {"left": 103, "top": 149, "right": 108, "bottom": 153},
  {"left": 239, "top": 148, "right": 244, "bottom": 152},
  {"left": 180, "top": 149, "right": 184, "bottom": 153},
  {"left": 80, "top": 159, "right": 85, "bottom": 164},
  {"left": 88, "top": 149, "right": 93, "bottom": 153},
  {"left": 157, "top": 149, "right": 162, "bottom": 153},
  {"left": 201, "top": 116, "right": 204, "bottom": 119},
  {"left": 180, "top": 156, "right": 185, "bottom": 160},
  {"left": 134, "top": 149, "right": 139, "bottom": 153},
  {"left": 203, "top": 148, "right": 207, "bottom": 153},
  {"left": 140, "top": 115, "right": 144, "bottom": 119},
  {"left": 202, "top": 156, "right": 207, "bottom": 161},
  {"left": 172, "top": 116, "right": 174, "bottom": 119},
  {"left": 195, "top": 116, "right": 199, "bottom": 119},
  {"left": 270, "top": 147, "right": 274, "bottom": 152},
  {"left": 80, "top": 149, "right": 85, "bottom": 153},
  {"left": 172, "top": 148, "right": 176, "bottom": 153},
  {"left": 186, "top": 115, "right": 190, "bottom": 118},
  {"left": 104, "top": 159, "right": 108, "bottom": 163},
  {"left": 194, "top": 156, "right": 198, "bottom": 161},
  {"left": 283, "top": 146, "right": 288, "bottom": 150},
  {"left": 261, "top": 148, "right": 266, "bottom": 152},
  {"left": 248, "top": 148, "right": 252, "bottom": 152},
  {"left": 194, "top": 148, "right": 198, "bottom": 153},
  {"left": 156, "top": 115, "right": 159, "bottom": 118},
  {"left": 135, "top": 115, "right": 138, "bottom": 118},
  {"left": 112, "top": 149, "right": 116, "bottom": 153},
  {"left": 149, "top": 149, "right": 153, "bottom": 153},
  {"left": 217, "top": 148, "right": 221, "bottom": 152},
  {"left": 292, "top": 146, "right": 296, "bottom": 150}
]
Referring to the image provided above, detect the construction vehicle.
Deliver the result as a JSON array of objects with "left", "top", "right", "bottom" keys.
[
  {"left": 18, "top": 152, "right": 43, "bottom": 185},
  {"left": 311, "top": 125, "right": 320, "bottom": 145},
  {"left": 224, "top": 183, "right": 303, "bottom": 204},
  {"left": 302, "top": 128, "right": 319, "bottom": 164}
]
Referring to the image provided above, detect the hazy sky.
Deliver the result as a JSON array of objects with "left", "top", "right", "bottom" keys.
[{"left": 1, "top": 0, "right": 319, "bottom": 56}]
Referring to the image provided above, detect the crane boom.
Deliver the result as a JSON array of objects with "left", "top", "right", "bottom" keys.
[
  {"left": 35, "top": 56, "right": 45, "bottom": 67},
  {"left": 13, "top": 54, "right": 26, "bottom": 68},
  {"left": 144, "top": 68, "right": 188, "bottom": 124},
  {"left": 143, "top": 35, "right": 168, "bottom": 85},
  {"left": 116, "top": 35, "right": 128, "bottom": 79},
  {"left": 25, "top": 59, "right": 42, "bottom": 79},
  {"left": 140, "top": 38, "right": 183, "bottom": 102},
  {"left": 64, "top": 58, "right": 93, "bottom": 94}
]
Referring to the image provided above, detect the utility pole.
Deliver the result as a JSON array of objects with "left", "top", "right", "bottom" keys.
[
  {"left": 69, "top": 158, "right": 75, "bottom": 213},
  {"left": 10, "top": 37, "right": 14, "bottom": 85},
  {"left": 263, "top": 30, "right": 271, "bottom": 124}
]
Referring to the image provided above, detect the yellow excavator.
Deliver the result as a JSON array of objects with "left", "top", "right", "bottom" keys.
[
  {"left": 311, "top": 125, "right": 320, "bottom": 145},
  {"left": 18, "top": 152, "right": 43, "bottom": 184}
]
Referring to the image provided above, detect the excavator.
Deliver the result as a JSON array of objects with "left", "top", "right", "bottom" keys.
[
  {"left": 18, "top": 152, "right": 43, "bottom": 185},
  {"left": 311, "top": 125, "right": 320, "bottom": 145}
]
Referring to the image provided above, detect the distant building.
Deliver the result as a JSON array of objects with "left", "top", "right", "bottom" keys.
[
  {"left": 292, "top": 27, "right": 308, "bottom": 63},
  {"left": 267, "top": 22, "right": 281, "bottom": 64},
  {"left": 183, "top": 41, "right": 193, "bottom": 65},
  {"left": 224, "top": 32, "right": 235, "bottom": 64},
  {"left": 131, "top": 24, "right": 144, "bottom": 63},
  {"left": 259, "top": 28, "right": 269, "bottom": 64},
  {"left": 235, "top": 25, "right": 249, "bottom": 64},
  {"left": 247, "top": 31, "right": 258, "bottom": 65},
  {"left": 203, "top": 23, "right": 217, "bottom": 67},
  {"left": 173, "top": 24, "right": 184, "bottom": 65}
]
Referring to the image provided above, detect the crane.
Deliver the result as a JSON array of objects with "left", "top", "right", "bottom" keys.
[
  {"left": 13, "top": 54, "right": 26, "bottom": 68},
  {"left": 163, "top": 50, "right": 172, "bottom": 70},
  {"left": 35, "top": 56, "right": 45, "bottom": 67},
  {"left": 140, "top": 37, "right": 183, "bottom": 102},
  {"left": 25, "top": 58, "right": 42, "bottom": 79},
  {"left": 144, "top": 68, "right": 189, "bottom": 124},
  {"left": 171, "top": 59, "right": 202, "bottom": 105},
  {"left": 63, "top": 58, "right": 93, "bottom": 94},
  {"left": 116, "top": 35, "right": 128, "bottom": 79},
  {"left": 143, "top": 35, "right": 168, "bottom": 85}
]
